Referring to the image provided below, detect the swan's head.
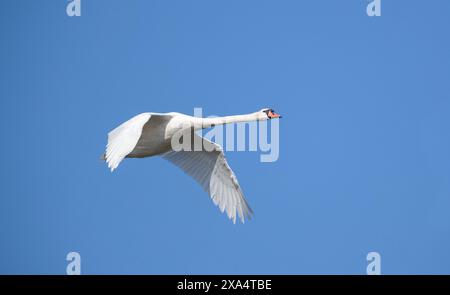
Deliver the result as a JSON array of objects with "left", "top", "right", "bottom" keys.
[{"left": 259, "top": 108, "right": 282, "bottom": 120}]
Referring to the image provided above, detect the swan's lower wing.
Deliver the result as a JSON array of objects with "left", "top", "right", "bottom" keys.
[{"left": 162, "top": 134, "right": 253, "bottom": 224}]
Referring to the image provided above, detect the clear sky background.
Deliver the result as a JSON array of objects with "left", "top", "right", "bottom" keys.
[{"left": 1, "top": 0, "right": 449, "bottom": 274}]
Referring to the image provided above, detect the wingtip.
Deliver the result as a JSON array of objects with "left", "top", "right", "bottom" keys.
[
  {"left": 106, "top": 160, "right": 117, "bottom": 172},
  {"left": 109, "top": 163, "right": 117, "bottom": 172}
]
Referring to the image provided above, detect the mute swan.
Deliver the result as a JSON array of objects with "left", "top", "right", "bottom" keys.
[{"left": 102, "top": 108, "right": 282, "bottom": 223}]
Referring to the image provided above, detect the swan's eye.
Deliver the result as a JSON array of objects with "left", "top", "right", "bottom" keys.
[{"left": 265, "top": 109, "right": 282, "bottom": 119}]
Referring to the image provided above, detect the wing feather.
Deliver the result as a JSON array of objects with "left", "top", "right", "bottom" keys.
[
  {"left": 104, "top": 113, "right": 151, "bottom": 171},
  {"left": 162, "top": 133, "right": 253, "bottom": 223}
]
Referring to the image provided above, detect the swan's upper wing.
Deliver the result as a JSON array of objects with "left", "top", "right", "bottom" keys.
[
  {"left": 162, "top": 133, "right": 253, "bottom": 224},
  {"left": 104, "top": 113, "right": 152, "bottom": 171},
  {"left": 104, "top": 112, "right": 174, "bottom": 171}
]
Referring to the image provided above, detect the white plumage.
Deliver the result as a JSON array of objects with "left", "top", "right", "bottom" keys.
[{"left": 102, "top": 109, "right": 281, "bottom": 223}]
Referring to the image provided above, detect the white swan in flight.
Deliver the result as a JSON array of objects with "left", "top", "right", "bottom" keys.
[{"left": 102, "top": 108, "right": 282, "bottom": 223}]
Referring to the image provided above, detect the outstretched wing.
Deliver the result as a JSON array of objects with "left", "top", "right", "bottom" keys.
[
  {"left": 162, "top": 133, "right": 253, "bottom": 224},
  {"left": 104, "top": 113, "right": 152, "bottom": 171}
]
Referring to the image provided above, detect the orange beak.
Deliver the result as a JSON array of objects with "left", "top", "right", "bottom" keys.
[{"left": 268, "top": 110, "right": 282, "bottom": 119}]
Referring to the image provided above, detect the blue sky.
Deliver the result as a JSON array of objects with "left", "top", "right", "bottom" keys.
[{"left": 1, "top": 0, "right": 449, "bottom": 274}]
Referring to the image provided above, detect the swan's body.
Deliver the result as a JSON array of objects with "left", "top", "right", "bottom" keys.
[{"left": 102, "top": 109, "right": 281, "bottom": 223}]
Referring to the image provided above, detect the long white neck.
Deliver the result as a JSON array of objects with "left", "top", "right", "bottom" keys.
[{"left": 191, "top": 112, "right": 264, "bottom": 130}]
